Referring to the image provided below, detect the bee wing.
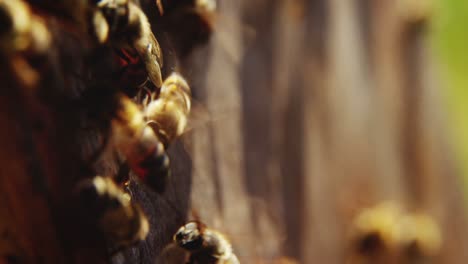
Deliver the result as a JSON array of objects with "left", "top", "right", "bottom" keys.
[
  {"left": 149, "top": 32, "right": 163, "bottom": 68},
  {"left": 141, "top": 33, "right": 164, "bottom": 87},
  {"left": 176, "top": 98, "right": 240, "bottom": 159},
  {"left": 184, "top": 100, "right": 213, "bottom": 134},
  {"left": 171, "top": 101, "right": 208, "bottom": 156}
]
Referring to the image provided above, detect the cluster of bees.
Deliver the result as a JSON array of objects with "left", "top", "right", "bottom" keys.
[
  {"left": 347, "top": 201, "right": 442, "bottom": 264},
  {"left": 0, "top": 0, "right": 239, "bottom": 263}
]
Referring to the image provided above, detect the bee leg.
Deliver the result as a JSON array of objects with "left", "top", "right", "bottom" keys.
[
  {"left": 123, "top": 180, "right": 132, "bottom": 196},
  {"left": 114, "top": 49, "right": 152, "bottom": 100},
  {"left": 136, "top": 79, "right": 152, "bottom": 105}
]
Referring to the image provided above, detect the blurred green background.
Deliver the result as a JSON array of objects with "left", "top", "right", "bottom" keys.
[{"left": 434, "top": 0, "right": 468, "bottom": 191}]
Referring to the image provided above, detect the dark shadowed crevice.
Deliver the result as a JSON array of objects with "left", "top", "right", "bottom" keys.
[{"left": 281, "top": 74, "right": 305, "bottom": 259}]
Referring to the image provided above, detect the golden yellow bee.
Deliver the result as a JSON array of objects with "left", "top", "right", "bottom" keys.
[
  {"left": 109, "top": 73, "right": 191, "bottom": 192},
  {"left": 174, "top": 221, "right": 240, "bottom": 264},
  {"left": 111, "top": 93, "right": 170, "bottom": 193},
  {"left": 145, "top": 72, "right": 192, "bottom": 147},
  {"left": 75, "top": 175, "right": 149, "bottom": 251}
]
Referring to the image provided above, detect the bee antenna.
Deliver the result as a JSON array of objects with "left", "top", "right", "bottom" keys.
[
  {"left": 191, "top": 209, "right": 201, "bottom": 222},
  {"left": 137, "top": 78, "right": 150, "bottom": 90},
  {"left": 156, "top": 0, "right": 164, "bottom": 15},
  {"left": 192, "top": 219, "right": 207, "bottom": 233}
]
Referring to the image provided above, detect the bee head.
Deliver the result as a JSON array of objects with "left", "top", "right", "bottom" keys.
[
  {"left": 174, "top": 221, "right": 205, "bottom": 251},
  {"left": 355, "top": 230, "right": 385, "bottom": 256}
]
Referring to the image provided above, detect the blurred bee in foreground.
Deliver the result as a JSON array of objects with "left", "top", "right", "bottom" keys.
[
  {"left": 75, "top": 175, "right": 149, "bottom": 252},
  {"left": 173, "top": 221, "right": 240, "bottom": 264},
  {"left": 347, "top": 201, "right": 442, "bottom": 264},
  {"left": 0, "top": 0, "right": 51, "bottom": 55},
  {"left": 347, "top": 201, "right": 402, "bottom": 263},
  {"left": 0, "top": 0, "right": 51, "bottom": 87},
  {"left": 90, "top": 0, "right": 164, "bottom": 88},
  {"left": 106, "top": 72, "right": 191, "bottom": 193}
]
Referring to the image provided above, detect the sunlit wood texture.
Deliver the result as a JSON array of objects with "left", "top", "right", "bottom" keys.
[{"left": 184, "top": 0, "right": 468, "bottom": 263}]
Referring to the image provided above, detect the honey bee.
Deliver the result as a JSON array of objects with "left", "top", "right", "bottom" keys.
[
  {"left": 111, "top": 93, "right": 171, "bottom": 193},
  {"left": 347, "top": 202, "right": 442, "bottom": 264},
  {"left": 107, "top": 72, "right": 190, "bottom": 192},
  {"left": 90, "top": 0, "right": 164, "bottom": 88},
  {"left": 75, "top": 175, "right": 149, "bottom": 252},
  {"left": 0, "top": 0, "right": 51, "bottom": 87},
  {"left": 82, "top": 70, "right": 191, "bottom": 194},
  {"left": 0, "top": 0, "right": 51, "bottom": 55},
  {"left": 174, "top": 221, "right": 240, "bottom": 264},
  {"left": 347, "top": 202, "right": 403, "bottom": 263},
  {"left": 145, "top": 72, "right": 191, "bottom": 147}
]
